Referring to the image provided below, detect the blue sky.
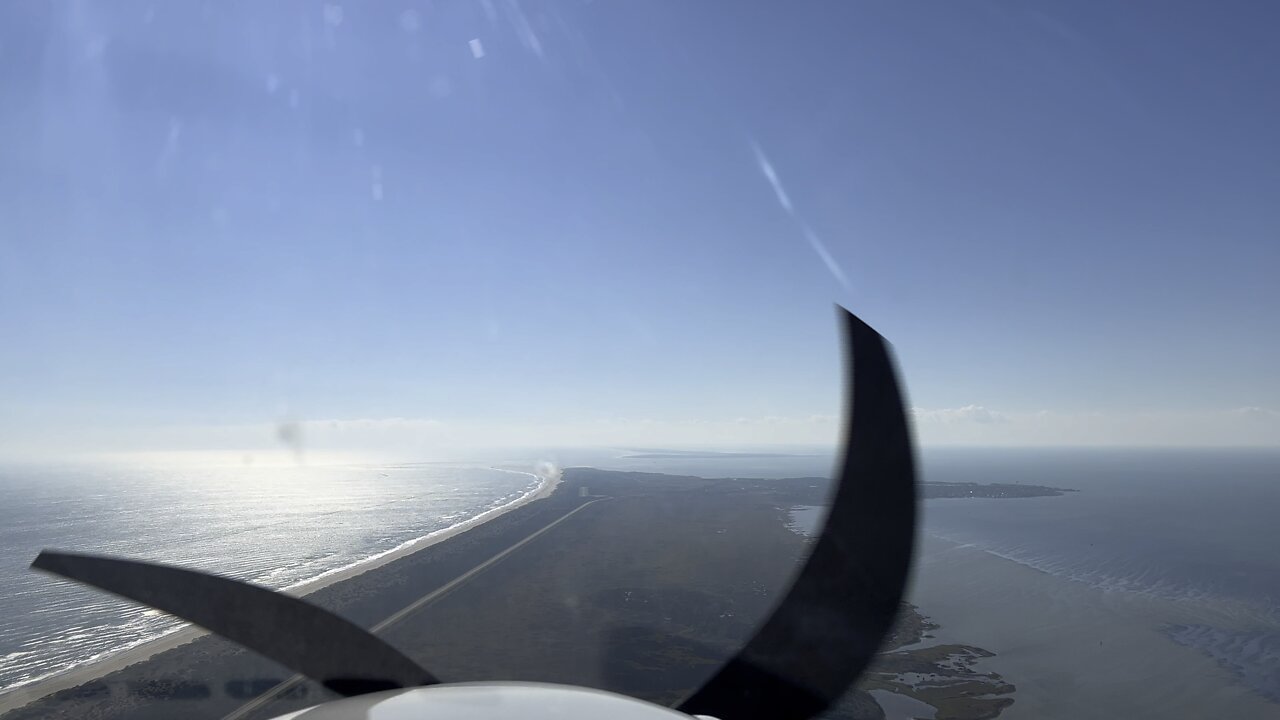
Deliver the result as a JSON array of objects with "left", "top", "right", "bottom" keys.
[{"left": 1, "top": 1, "right": 1277, "bottom": 462}]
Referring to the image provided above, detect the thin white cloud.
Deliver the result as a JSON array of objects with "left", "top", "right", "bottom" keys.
[
  {"left": 913, "top": 405, "right": 1007, "bottom": 424},
  {"left": 911, "top": 406, "right": 1280, "bottom": 447},
  {"left": 1232, "top": 406, "right": 1280, "bottom": 418}
]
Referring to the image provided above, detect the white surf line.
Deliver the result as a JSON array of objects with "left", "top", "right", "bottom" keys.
[
  {"left": 488, "top": 466, "right": 562, "bottom": 501},
  {"left": 0, "top": 466, "right": 560, "bottom": 713},
  {"left": 281, "top": 466, "right": 558, "bottom": 597},
  {"left": 222, "top": 496, "right": 607, "bottom": 720}
]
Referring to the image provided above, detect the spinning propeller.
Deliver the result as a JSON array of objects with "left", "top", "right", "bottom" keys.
[{"left": 32, "top": 307, "right": 917, "bottom": 720}]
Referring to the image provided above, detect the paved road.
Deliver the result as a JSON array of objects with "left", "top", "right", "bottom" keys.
[{"left": 223, "top": 497, "right": 609, "bottom": 720}]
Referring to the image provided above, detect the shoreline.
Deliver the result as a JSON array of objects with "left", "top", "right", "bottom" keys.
[
  {"left": 0, "top": 467, "right": 561, "bottom": 715},
  {"left": 910, "top": 533, "right": 1278, "bottom": 720}
]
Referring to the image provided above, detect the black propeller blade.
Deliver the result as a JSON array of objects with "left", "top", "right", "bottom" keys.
[
  {"left": 678, "top": 307, "right": 918, "bottom": 720},
  {"left": 28, "top": 306, "right": 915, "bottom": 719},
  {"left": 30, "top": 551, "right": 438, "bottom": 697}
]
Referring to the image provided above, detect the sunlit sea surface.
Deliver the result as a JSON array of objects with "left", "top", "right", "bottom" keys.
[{"left": 0, "top": 462, "right": 542, "bottom": 692}]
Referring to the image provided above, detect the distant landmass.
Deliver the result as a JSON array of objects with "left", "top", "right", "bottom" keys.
[
  {"left": 623, "top": 452, "right": 803, "bottom": 459},
  {"left": 759, "top": 477, "right": 1077, "bottom": 505},
  {"left": 923, "top": 481, "right": 1077, "bottom": 499}
]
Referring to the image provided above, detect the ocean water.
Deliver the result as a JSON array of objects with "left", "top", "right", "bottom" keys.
[
  {"left": 0, "top": 462, "right": 543, "bottom": 693},
  {"left": 583, "top": 446, "right": 1280, "bottom": 715},
  {"left": 919, "top": 448, "right": 1280, "bottom": 619},
  {"left": 918, "top": 448, "right": 1280, "bottom": 700},
  {"left": 913, "top": 448, "right": 1280, "bottom": 717}
]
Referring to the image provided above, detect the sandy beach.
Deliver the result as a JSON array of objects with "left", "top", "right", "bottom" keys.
[{"left": 0, "top": 467, "right": 561, "bottom": 716}]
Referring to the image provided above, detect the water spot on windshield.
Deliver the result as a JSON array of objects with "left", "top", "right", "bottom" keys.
[
  {"left": 399, "top": 9, "right": 421, "bottom": 34},
  {"left": 322, "top": 4, "right": 344, "bottom": 28}
]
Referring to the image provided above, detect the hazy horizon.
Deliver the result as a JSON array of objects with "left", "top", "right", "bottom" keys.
[{"left": 4, "top": 441, "right": 1278, "bottom": 473}]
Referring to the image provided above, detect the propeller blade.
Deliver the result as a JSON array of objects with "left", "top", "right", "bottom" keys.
[
  {"left": 31, "top": 551, "right": 439, "bottom": 697},
  {"left": 678, "top": 307, "right": 918, "bottom": 720}
]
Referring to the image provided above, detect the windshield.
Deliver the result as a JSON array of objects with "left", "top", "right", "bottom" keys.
[{"left": 2, "top": 3, "right": 1278, "bottom": 720}]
